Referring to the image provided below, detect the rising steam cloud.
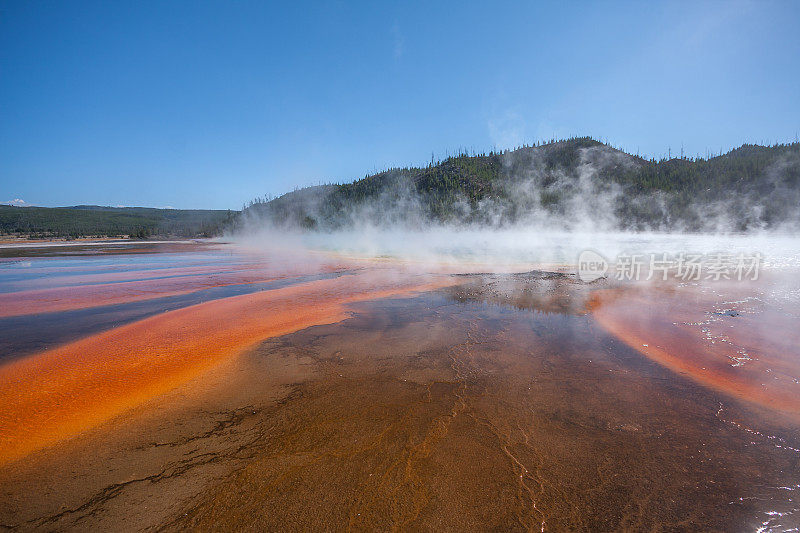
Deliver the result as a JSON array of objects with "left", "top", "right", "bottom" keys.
[{"left": 232, "top": 140, "right": 800, "bottom": 267}]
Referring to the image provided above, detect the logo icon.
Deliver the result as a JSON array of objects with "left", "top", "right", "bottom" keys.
[{"left": 577, "top": 250, "right": 608, "bottom": 282}]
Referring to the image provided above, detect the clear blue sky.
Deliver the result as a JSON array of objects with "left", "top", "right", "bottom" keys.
[{"left": 1, "top": 1, "right": 799, "bottom": 209}]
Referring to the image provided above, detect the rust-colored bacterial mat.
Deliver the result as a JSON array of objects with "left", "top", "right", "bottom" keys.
[{"left": 1, "top": 244, "right": 799, "bottom": 531}]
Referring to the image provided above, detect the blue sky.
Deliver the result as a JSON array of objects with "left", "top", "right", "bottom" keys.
[{"left": 1, "top": 1, "right": 799, "bottom": 209}]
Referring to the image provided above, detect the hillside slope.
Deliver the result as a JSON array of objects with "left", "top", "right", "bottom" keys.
[{"left": 243, "top": 137, "right": 800, "bottom": 232}]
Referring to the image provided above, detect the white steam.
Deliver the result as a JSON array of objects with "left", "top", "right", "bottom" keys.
[{"left": 233, "top": 143, "right": 800, "bottom": 270}]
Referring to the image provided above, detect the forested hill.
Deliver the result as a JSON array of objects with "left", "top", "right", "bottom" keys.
[
  {"left": 242, "top": 137, "right": 800, "bottom": 232},
  {"left": 0, "top": 205, "right": 237, "bottom": 239}
]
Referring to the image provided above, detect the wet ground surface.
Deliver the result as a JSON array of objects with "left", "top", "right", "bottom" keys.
[
  {"left": 193, "top": 294, "right": 797, "bottom": 532},
  {"left": 0, "top": 243, "right": 799, "bottom": 531},
  {"left": 0, "top": 272, "right": 346, "bottom": 360},
  {"left": 590, "top": 274, "right": 800, "bottom": 420},
  {"left": 0, "top": 241, "right": 209, "bottom": 258}
]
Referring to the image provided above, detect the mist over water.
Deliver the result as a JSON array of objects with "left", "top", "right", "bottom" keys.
[
  {"left": 234, "top": 139, "right": 800, "bottom": 274},
  {"left": 232, "top": 226, "right": 800, "bottom": 272}
]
